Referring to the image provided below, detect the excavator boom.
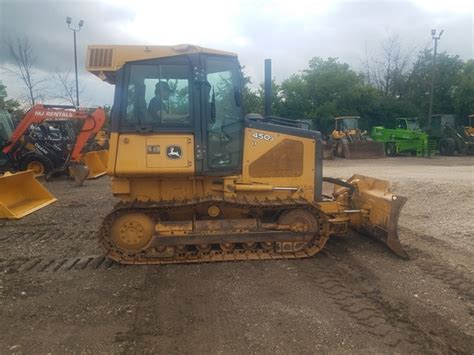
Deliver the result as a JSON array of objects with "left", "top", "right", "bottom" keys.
[{"left": 2, "top": 104, "right": 108, "bottom": 184}]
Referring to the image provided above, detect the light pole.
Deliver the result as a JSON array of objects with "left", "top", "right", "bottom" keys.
[
  {"left": 66, "top": 16, "right": 84, "bottom": 107},
  {"left": 427, "top": 29, "right": 443, "bottom": 130}
]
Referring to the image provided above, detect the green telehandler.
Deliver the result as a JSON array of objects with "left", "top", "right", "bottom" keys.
[{"left": 371, "top": 118, "right": 435, "bottom": 157}]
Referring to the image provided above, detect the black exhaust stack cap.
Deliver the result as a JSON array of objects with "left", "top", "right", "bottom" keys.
[{"left": 264, "top": 59, "right": 272, "bottom": 117}]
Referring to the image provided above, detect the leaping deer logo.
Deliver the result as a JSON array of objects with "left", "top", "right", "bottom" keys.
[{"left": 167, "top": 145, "right": 182, "bottom": 159}]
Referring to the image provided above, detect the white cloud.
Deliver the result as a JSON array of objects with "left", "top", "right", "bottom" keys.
[{"left": 1, "top": 0, "right": 472, "bottom": 106}]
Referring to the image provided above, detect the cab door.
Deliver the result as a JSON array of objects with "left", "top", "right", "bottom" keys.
[
  {"left": 201, "top": 55, "right": 244, "bottom": 174},
  {"left": 112, "top": 55, "right": 199, "bottom": 176}
]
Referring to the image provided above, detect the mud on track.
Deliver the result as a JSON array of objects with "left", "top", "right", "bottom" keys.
[{"left": 0, "top": 156, "right": 473, "bottom": 353}]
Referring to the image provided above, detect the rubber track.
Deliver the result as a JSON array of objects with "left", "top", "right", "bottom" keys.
[{"left": 98, "top": 197, "right": 330, "bottom": 265}]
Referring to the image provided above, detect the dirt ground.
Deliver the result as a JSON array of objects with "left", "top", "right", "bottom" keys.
[{"left": 0, "top": 156, "right": 473, "bottom": 354}]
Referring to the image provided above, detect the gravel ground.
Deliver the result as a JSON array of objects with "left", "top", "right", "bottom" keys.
[{"left": 0, "top": 156, "right": 473, "bottom": 354}]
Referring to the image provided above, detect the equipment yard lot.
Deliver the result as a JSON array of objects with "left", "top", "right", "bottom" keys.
[{"left": 0, "top": 157, "right": 473, "bottom": 354}]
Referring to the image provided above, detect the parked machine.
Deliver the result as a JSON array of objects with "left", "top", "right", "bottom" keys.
[
  {"left": 371, "top": 118, "right": 435, "bottom": 157},
  {"left": 0, "top": 109, "right": 56, "bottom": 219},
  {"left": 465, "top": 115, "right": 474, "bottom": 137},
  {"left": 1, "top": 104, "right": 108, "bottom": 184},
  {"left": 86, "top": 44, "right": 406, "bottom": 264},
  {"left": 429, "top": 114, "right": 474, "bottom": 155},
  {"left": 330, "top": 116, "right": 385, "bottom": 159}
]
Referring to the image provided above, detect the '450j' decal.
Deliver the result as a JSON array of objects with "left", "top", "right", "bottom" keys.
[{"left": 251, "top": 132, "right": 274, "bottom": 141}]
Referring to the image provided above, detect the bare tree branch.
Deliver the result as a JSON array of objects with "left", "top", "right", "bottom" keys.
[
  {"left": 52, "top": 70, "right": 77, "bottom": 106},
  {"left": 1, "top": 35, "right": 47, "bottom": 107},
  {"left": 363, "top": 36, "right": 416, "bottom": 98}
]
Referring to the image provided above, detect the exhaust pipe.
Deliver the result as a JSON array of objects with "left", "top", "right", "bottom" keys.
[{"left": 264, "top": 58, "right": 272, "bottom": 117}]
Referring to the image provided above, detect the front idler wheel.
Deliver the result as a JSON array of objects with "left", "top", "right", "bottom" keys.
[{"left": 110, "top": 213, "right": 154, "bottom": 253}]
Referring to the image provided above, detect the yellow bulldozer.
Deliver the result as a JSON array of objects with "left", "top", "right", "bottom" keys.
[
  {"left": 331, "top": 116, "right": 385, "bottom": 158},
  {"left": 86, "top": 44, "right": 407, "bottom": 264}
]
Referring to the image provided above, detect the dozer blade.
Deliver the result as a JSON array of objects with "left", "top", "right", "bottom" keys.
[
  {"left": 83, "top": 150, "right": 108, "bottom": 179},
  {"left": 0, "top": 170, "right": 57, "bottom": 219},
  {"left": 347, "top": 174, "right": 408, "bottom": 258},
  {"left": 344, "top": 141, "right": 385, "bottom": 159}
]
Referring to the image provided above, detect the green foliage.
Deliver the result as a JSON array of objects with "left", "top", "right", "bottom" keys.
[
  {"left": 242, "top": 50, "right": 472, "bottom": 134},
  {"left": 0, "top": 81, "right": 24, "bottom": 124},
  {"left": 277, "top": 57, "right": 379, "bottom": 133},
  {"left": 453, "top": 59, "right": 474, "bottom": 120},
  {"left": 242, "top": 69, "right": 263, "bottom": 114},
  {"left": 406, "top": 50, "right": 464, "bottom": 124}
]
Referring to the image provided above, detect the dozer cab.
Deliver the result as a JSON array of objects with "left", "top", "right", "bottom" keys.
[
  {"left": 87, "top": 44, "right": 407, "bottom": 264},
  {"left": 0, "top": 109, "right": 56, "bottom": 219},
  {"left": 1, "top": 104, "right": 108, "bottom": 185},
  {"left": 331, "top": 116, "right": 385, "bottom": 158}
]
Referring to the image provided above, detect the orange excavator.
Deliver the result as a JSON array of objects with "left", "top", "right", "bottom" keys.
[{"left": 1, "top": 104, "right": 108, "bottom": 185}]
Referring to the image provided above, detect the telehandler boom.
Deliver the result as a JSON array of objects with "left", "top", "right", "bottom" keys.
[{"left": 87, "top": 44, "right": 407, "bottom": 264}]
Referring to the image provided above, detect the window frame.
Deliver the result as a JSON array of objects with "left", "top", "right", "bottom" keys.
[
  {"left": 116, "top": 55, "right": 197, "bottom": 134},
  {"left": 201, "top": 54, "right": 245, "bottom": 174}
]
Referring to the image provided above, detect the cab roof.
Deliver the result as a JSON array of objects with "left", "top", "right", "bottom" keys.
[
  {"left": 86, "top": 44, "right": 237, "bottom": 84},
  {"left": 334, "top": 116, "right": 360, "bottom": 120}
]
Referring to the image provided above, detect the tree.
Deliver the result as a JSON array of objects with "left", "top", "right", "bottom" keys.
[
  {"left": 52, "top": 70, "right": 79, "bottom": 106},
  {"left": 0, "top": 81, "right": 20, "bottom": 112},
  {"left": 0, "top": 81, "right": 24, "bottom": 123},
  {"left": 1, "top": 35, "right": 46, "bottom": 107},
  {"left": 453, "top": 59, "right": 474, "bottom": 120},
  {"left": 363, "top": 36, "right": 414, "bottom": 98},
  {"left": 277, "top": 57, "right": 378, "bottom": 133},
  {"left": 406, "top": 49, "right": 464, "bottom": 122},
  {"left": 242, "top": 68, "right": 263, "bottom": 114}
]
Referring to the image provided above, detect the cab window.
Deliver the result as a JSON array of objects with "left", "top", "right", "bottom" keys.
[
  {"left": 124, "top": 64, "right": 191, "bottom": 128},
  {"left": 397, "top": 120, "right": 407, "bottom": 129}
]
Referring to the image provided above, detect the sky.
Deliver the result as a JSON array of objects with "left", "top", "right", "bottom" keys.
[{"left": 0, "top": 0, "right": 472, "bottom": 106}]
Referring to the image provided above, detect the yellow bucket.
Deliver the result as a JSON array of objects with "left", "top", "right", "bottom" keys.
[
  {"left": 0, "top": 170, "right": 57, "bottom": 219},
  {"left": 83, "top": 150, "right": 108, "bottom": 179}
]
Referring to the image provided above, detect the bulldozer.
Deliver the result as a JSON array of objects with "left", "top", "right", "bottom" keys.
[
  {"left": 0, "top": 109, "right": 56, "bottom": 219},
  {"left": 331, "top": 116, "right": 385, "bottom": 158},
  {"left": 86, "top": 44, "right": 407, "bottom": 264},
  {"left": 1, "top": 104, "right": 108, "bottom": 185}
]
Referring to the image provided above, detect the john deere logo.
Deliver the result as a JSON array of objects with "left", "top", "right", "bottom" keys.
[{"left": 167, "top": 145, "right": 182, "bottom": 159}]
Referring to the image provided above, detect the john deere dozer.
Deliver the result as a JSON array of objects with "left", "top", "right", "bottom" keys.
[
  {"left": 86, "top": 44, "right": 407, "bottom": 264},
  {"left": 331, "top": 116, "right": 385, "bottom": 159},
  {"left": 0, "top": 109, "right": 56, "bottom": 219}
]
